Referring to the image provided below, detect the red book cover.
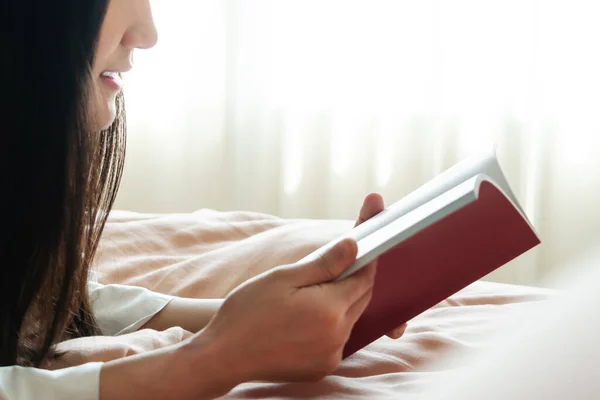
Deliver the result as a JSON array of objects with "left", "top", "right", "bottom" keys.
[{"left": 342, "top": 181, "right": 540, "bottom": 358}]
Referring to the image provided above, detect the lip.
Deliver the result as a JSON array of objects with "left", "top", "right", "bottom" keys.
[{"left": 100, "top": 72, "right": 124, "bottom": 90}]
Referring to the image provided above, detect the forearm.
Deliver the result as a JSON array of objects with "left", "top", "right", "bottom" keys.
[
  {"left": 142, "top": 298, "right": 223, "bottom": 333},
  {"left": 99, "top": 335, "right": 240, "bottom": 400}
]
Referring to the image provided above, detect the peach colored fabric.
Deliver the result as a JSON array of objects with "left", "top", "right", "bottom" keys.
[{"left": 92, "top": 209, "right": 552, "bottom": 398}]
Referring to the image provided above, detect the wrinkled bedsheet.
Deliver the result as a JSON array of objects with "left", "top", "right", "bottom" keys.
[{"left": 91, "top": 209, "right": 552, "bottom": 398}]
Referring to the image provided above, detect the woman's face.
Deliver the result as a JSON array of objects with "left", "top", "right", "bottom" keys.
[{"left": 88, "top": 0, "right": 158, "bottom": 131}]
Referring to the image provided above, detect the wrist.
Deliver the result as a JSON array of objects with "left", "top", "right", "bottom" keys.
[{"left": 178, "top": 330, "right": 248, "bottom": 399}]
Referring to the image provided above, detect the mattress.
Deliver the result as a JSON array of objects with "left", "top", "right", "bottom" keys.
[{"left": 91, "top": 209, "right": 552, "bottom": 399}]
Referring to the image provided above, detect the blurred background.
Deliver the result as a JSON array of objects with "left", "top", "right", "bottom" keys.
[{"left": 115, "top": 0, "right": 600, "bottom": 287}]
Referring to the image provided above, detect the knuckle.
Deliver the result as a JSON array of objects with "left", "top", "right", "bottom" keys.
[
  {"left": 316, "top": 239, "right": 355, "bottom": 280},
  {"left": 315, "top": 253, "right": 338, "bottom": 281}
]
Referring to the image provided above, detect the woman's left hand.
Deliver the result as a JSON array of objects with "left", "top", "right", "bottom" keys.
[
  {"left": 42, "top": 327, "right": 193, "bottom": 370},
  {"left": 354, "top": 193, "right": 408, "bottom": 340}
]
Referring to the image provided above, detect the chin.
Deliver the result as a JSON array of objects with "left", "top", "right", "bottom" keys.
[
  {"left": 95, "top": 102, "right": 118, "bottom": 131},
  {"left": 88, "top": 87, "right": 119, "bottom": 131}
]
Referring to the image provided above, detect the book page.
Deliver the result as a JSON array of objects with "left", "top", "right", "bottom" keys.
[
  {"left": 347, "top": 146, "right": 522, "bottom": 242},
  {"left": 296, "top": 147, "right": 521, "bottom": 267}
]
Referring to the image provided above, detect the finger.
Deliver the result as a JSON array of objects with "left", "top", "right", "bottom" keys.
[
  {"left": 162, "top": 326, "right": 194, "bottom": 342},
  {"left": 355, "top": 193, "right": 385, "bottom": 227},
  {"left": 291, "top": 238, "right": 359, "bottom": 287},
  {"left": 345, "top": 283, "right": 374, "bottom": 323},
  {"left": 386, "top": 323, "right": 407, "bottom": 339},
  {"left": 331, "top": 260, "right": 377, "bottom": 304}
]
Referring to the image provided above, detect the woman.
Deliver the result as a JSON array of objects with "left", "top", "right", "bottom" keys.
[{"left": 0, "top": 1, "right": 406, "bottom": 398}]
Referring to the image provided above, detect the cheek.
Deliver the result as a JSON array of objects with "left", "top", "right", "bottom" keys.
[{"left": 87, "top": 77, "right": 118, "bottom": 131}]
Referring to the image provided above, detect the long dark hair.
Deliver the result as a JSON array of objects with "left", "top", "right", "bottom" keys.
[{"left": 0, "top": 0, "right": 126, "bottom": 367}]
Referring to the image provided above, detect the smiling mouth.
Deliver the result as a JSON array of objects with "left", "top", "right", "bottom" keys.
[{"left": 100, "top": 71, "right": 124, "bottom": 89}]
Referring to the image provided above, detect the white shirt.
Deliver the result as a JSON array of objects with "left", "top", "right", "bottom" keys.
[{"left": 0, "top": 282, "right": 173, "bottom": 400}]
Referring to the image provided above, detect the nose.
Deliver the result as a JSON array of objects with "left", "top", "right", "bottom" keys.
[{"left": 122, "top": 0, "right": 159, "bottom": 50}]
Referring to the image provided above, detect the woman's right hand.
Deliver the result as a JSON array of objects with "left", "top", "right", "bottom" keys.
[
  {"left": 193, "top": 237, "right": 376, "bottom": 383},
  {"left": 99, "top": 238, "right": 375, "bottom": 400}
]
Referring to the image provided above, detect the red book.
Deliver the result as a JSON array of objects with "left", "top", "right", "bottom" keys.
[{"left": 299, "top": 147, "right": 540, "bottom": 359}]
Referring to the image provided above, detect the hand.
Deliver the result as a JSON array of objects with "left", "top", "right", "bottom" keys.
[
  {"left": 43, "top": 327, "right": 192, "bottom": 370},
  {"left": 195, "top": 238, "right": 377, "bottom": 383},
  {"left": 354, "top": 193, "right": 408, "bottom": 340}
]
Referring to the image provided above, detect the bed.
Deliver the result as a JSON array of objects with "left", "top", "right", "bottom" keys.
[{"left": 92, "top": 209, "right": 553, "bottom": 399}]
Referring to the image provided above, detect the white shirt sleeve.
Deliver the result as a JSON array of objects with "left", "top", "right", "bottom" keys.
[
  {"left": 88, "top": 281, "right": 174, "bottom": 336},
  {"left": 0, "top": 362, "right": 102, "bottom": 400},
  {"left": 0, "top": 282, "right": 174, "bottom": 399}
]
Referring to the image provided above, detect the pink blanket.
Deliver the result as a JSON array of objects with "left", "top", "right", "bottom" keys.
[{"left": 92, "top": 209, "right": 552, "bottom": 398}]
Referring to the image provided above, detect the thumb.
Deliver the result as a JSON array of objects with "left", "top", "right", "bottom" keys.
[{"left": 291, "top": 238, "right": 358, "bottom": 287}]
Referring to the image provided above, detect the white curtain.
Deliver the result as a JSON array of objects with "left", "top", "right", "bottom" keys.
[{"left": 116, "top": 0, "right": 600, "bottom": 286}]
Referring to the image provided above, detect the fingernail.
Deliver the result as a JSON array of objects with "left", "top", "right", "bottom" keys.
[
  {"left": 334, "top": 240, "right": 349, "bottom": 259},
  {"left": 336, "top": 239, "right": 355, "bottom": 260}
]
